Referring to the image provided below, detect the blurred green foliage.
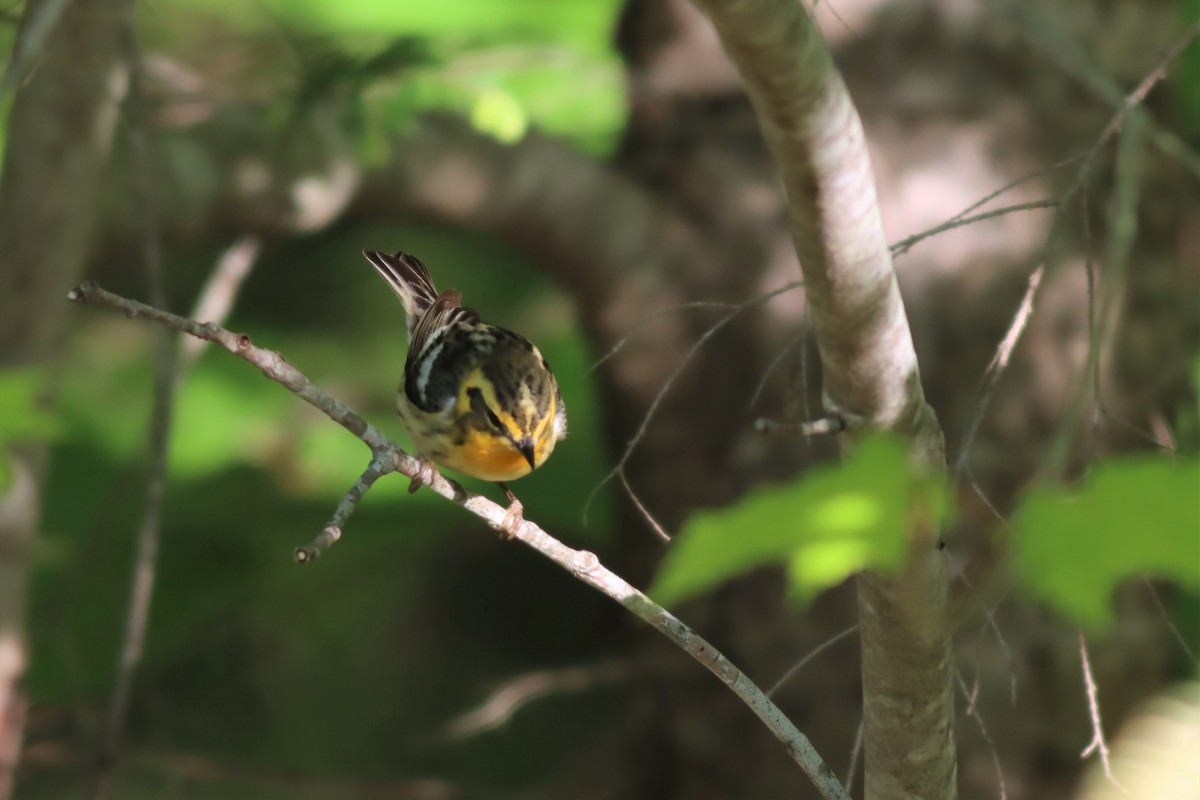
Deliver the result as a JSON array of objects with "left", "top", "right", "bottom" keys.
[
  {"left": 21, "top": 1, "right": 631, "bottom": 760},
  {"left": 144, "top": 0, "right": 626, "bottom": 156},
  {"left": 652, "top": 435, "right": 948, "bottom": 606},
  {"left": 32, "top": 213, "right": 621, "bottom": 792},
  {"left": 0, "top": 367, "right": 62, "bottom": 490},
  {"left": 1011, "top": 455, "right": 1200, "bottom": 630},
  {"left": 1176, "top": 0, "right": 1200, "bottom": 133},
  {"left": 15, "top": 0, "right": 1199, "bottom": 796}
]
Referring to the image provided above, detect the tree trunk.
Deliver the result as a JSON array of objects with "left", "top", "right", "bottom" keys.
[{"left": 0, "top": 1, "right": 130, "bottom": 795}]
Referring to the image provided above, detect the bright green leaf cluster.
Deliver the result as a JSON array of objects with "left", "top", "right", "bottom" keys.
[
  {"left": 651, "top": 435, "right": 946, "bottom": 606},
  {"left": 1012, "top": 456, "right": 1200, "bottom": 630},
  {"left": 470, "top": 86, "right": 528, "bottom": 144},
  {"left": 0, "top": 367, "right": 63, "bottom": 490}
]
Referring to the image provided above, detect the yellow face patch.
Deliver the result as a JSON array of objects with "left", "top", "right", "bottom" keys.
[{"left": 443, "top": 428, "right": 534, "bottom": 482}]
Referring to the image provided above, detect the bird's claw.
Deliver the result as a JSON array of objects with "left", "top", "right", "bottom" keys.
[
  {"left": 496, "top": 497, "right": 524, "bottom": 540},
  {"left": 492, "top": 481, "right": 524, "bottom": 540},
  {"left": 408, "top": 458, "right": 437, "bottom": 494}
]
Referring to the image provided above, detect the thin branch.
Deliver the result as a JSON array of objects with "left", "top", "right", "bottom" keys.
[
  {"left": 1142, "top": 580, "right": 1198, "bottom": 665},
  {"left": 1082, "top": 190, "right": 1099, "bottom": 408},
  {"left": 954, "top": 669, "right": 1008, "bottom": 800},
  {"left": 1077, "top": 631, "right": 1122, "bottom": 789},
  {"left": 956, "top": 10, "right": 1200, "bottom": 483},
  {"left": 69, "top": 283, "right": 383, "bottom": 447},
  {"left": 844, "top": 717, "right": 863, "bottom": 795},
  {"left": 953, "top": 263, "right": 1044, "bottom": 476},
  {"left": 754, "top": 414, "right": 850, "bottom": 437},
  {"left": 441, "top": 661, "right": 630, "bottom": 740},
  {"left": 889, "top": 200, "right": 1059, "bottom": 257},
  {"left": 93, "top": 24, "right": 175, "bottom": 800},
  {"left": 68, "top": 282, "right": 852, "bottom": 800},
  {"left": 767, "top": 625, "right": 858, "bottom": 698},
  {"left": 1094, "top": 16, "right": 1200, "bottom": 146},
  {"left": 180, "top": 235, "right": 261, "bottom": 369},
  {"left": 587, "top": 299, "right": 739, "bottom": 375},
  {"left": 585, "top": 280, "right": 804, "bottom": 518},
  {"left": 748, "top": 328, "right": 805, "bottom": 410},
  {"left": 295, "top": 452, "right": 393, "bottom": 563},
  {"left": 618, "top": 470, "right": 672, "bottom": 543},
  {"left": 994, "top": 0, "right": 1200, "bottom": 178},
  {"left": 1043, "top": 117, "right": 1144, "bottom": 480}
]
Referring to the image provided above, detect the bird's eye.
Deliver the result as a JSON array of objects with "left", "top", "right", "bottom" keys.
[{"left": 468, "top": 386, "right": 505, "bottom": 432}]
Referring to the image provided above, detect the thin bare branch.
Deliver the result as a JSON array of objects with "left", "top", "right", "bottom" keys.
[
  {"left": 93, "top": 23, "right": 175, "bottom": 800},
  {"left": 585, "top": 280, "right": 804, "bottom": 518},
  {"left": 956, "top": 9, "right": 1200, "bottom": 484},
  {"left": 1142, "top": 580, "right": 1199, "bottom": 665},
  {"left": 1094, "top": 16, "right": 1200, "bottom": 146},
  {"left": 890, "top": 200, "right": 1059, "bottom": 257},
  {"left": 748, "top": 329, "right": 804, "bottom": 410},
  {"left": 588, "top": 299, "right": 739, "bottom": 375},
  {"left": 767, "top": 625, "right": 858, "bottom": 698},
  {"left": 1077, "top": 632, "right": 1122, "bottom": 789},
  {"left": 844, "top": 717, "right": 863, "bottom": 794},
  {"left": 955, "top": 669, "right": 1008, "bottom": 800},
  {"left": 441, "top": 661, "right": 630, "bottom": 739},
  {"left": 754, "top": 414, "right": 850, "bottom": 438},
  {"left": 180, "top": 235, "right": 261, "bottom": 369},
  {"left": 1043, "top": 117, "right": 1144, "bottom": 479},
  {"left": 295, "top": 452, "right": 393, "bottom": 563},
  {"left": 618, "top": 470, "right": 672, "bottom": 543},
  {"left": 68, "top": 282, "right": 852, "bottom": 800},
  {"left": 994, "top": 0, "right": 1200, "bottom": 178},
  {"left": 953, "top": 264, "right": 1044, "bottom": 476}
]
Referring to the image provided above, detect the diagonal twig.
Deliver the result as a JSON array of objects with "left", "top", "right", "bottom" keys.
[
  {"left": 68, "top": 281, "right": 852, "bottom": 800},
  {"left": 1077, "top": 631, "right": 1122, "bottom": 789}
]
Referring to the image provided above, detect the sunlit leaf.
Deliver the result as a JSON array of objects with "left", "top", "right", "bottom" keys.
[
  {"left": 470, "top": 86, "right": 528, "bottom": 144},
  {"left": 651, "top": 435, "right": 945, "bottom": 606},
  {"left": 1011, "top": 456, "right": 1200, "bottom": 630}
]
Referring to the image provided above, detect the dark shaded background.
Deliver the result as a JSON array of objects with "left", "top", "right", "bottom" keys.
[{"left": 9, "top": 1, "right": 1199, "bottom": 798}]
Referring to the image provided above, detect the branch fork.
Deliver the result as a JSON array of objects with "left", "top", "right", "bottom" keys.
[{"left": 68, "top": 280, "right": 851, "bottom": 800}]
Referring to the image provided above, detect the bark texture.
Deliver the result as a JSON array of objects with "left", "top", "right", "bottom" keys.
[{"left": 688, "top": 1, "right": 954, "bottom": 798}]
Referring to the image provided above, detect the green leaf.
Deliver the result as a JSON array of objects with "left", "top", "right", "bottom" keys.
[
  {"left": 1012, "top": 456, "right": 1200, "bottom": 630},
  {"left": 651, "top": 435, "right": 943, "bottom": 606},
  {"left": 469, "top": 86, "right": 528, "bottom": 144}
]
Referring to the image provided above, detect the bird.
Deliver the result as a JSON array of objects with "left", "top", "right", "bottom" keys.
[{"left": 363, "top": 249, "right": 567, "bottom": 533}]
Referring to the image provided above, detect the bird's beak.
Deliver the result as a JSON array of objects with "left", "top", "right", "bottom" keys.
[{"left": 516, "top": 438, "right": 537, "bottom": 470}]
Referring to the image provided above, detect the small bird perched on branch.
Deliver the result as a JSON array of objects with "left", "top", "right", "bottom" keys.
[{"left": 363, "top": 249, "right": 567, "bottom": 530}]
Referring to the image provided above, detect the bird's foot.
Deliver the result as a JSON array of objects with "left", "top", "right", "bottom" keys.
[
  {"left": 494, "top": 482, "right": 524, "bottom": 540},
  {"left": 408, "top": 458, "right": 438, "bottom": 494}
]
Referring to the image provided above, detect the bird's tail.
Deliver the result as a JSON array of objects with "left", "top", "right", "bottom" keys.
[{"left": 363, "top": 249, "right": 440, "bottom": 333}]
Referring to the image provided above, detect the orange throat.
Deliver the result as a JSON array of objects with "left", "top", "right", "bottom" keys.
[{"left": 443, "top": 429, "right": 535, "bottom": 482}]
